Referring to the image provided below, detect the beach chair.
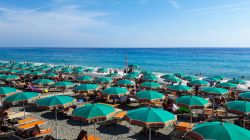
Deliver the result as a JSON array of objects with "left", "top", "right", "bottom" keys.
[
  {"left": 173, "top": 122, "right": 194, "bottom": 138},
  {"left": 26, "top": 85, "right": 43, "bottom": 93},
  {"left": 15, "top": 117, "right": 38, "bottom": 126},
  {"left": 17, "top": 120, "right": 46, "bottom": 130},
  {"left": 14, "top": 127, "right": 53, "bottom": 140},
  {"left": 8, "top": 112, "right": 30, "bottom": 119}
]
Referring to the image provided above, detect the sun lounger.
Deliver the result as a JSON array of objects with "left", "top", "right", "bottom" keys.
[
  {"left": 26, "top": 85, "right": 43, "bottom": 93},
  {"left": 174, "top": 122, "right": 194, "bottom": 138},
  {"left": 15, "top": 117, "right": 38, "bottom": 125},
  {"left": 17, "top": 120, "right": 46, "bottom": 130},
  {"left": 8, "top": 112, "right": 30, "bottom": 119},
  {"left": 114, "top": 111, "right": 127, "bottom": 119},
  {"left": 86, "top": 135, "right": 101, "bottom": 140},
  {"left": 13, "top": 128, "right": 52, "bottom": 140}
]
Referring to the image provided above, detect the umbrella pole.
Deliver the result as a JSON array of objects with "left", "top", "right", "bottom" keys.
[
  {"left": 212, "top": 97, "right": 215, "bottom": 118},
  {"left": 149, "top": 128, "right": 151, "bottom": 140},
  {"left": 23, "top": 102, "right": 25, "bottom": 119},
  {"left": 55, "top": 108, "right": 58, "bottom": 139},
  {"left": 94, "top": 122, "right": 96, "bottom": 140}
]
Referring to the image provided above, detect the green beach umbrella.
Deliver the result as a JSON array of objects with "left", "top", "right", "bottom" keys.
[
  {"left": 73, "top": 68, "right": 84, "bottom": 74},
  {"left": 201, "top": 87, "right": 228, "bottom": 96},
  {"left": 136, "top": 90, "right": 164, "bottom": 101},
  {"left": 140, "top": 70, "right": 152, "bottom": 75},
  {"left": 43, "top": 72, "right": 58, "bottom": 78},
  {"left": 164, "top": 76, "right": 182, "bottom": 83},
  {"left": 213, "top": 75, "right": 224, "bottom": 80},
  {"left": 189, "top": 80, "right": 208, "bottom": 86},
  {"left": 84, "top": 68, "right": 94, "bottom": 73},
  {"left": 204, "top": 77, "right": 221, "bottom": 82},
  {"left": 32, "top": 79, "right": 54, "bottom": 86},
  {"left": 97, "top": 68, "right": 108, "bottom": 73},
  {"left": 174, "top": 72, "right": 186, "bottom": 78},
  {"left": 30, "top": 71, "right": 44, "bottom": 76},
  {"left": 8, "top": 69, "right": 19, "bottom": 74},
  {"left": 143, "top": 74, "right": 158, "bottom": 81},
  {"left": 0, "top": 87, "right": 17, "bottom": 97},
  {"left": 74, "top": 84, "right": 99, "bottom": 92},
  {"left": 0, "top": 68, "right": 10, "bottom": 72},
  {"left": 182, "top": 75, "right": 198, "bottom": 81},
  {"left": 52, "top": 81, "right": 75, "bottom": 88},
  {"left": 239, "top": 92, "right": 250, "bottom": 100},
  {"left": 191, "top": 121, "right": 250, "bottom": 140},
  {"left": 161, "top": 74, "right": 175, "bottom": 79},
  {"left": 117, "top": 79, "right": 135, "bottom": 86},
  {"left": 36, "top": 95, "right": 75, "bottom": 139},
  {"left": 0, "top": 75, "right": 20, "bottom": 81},
  {"left": 125, "top": 107, "right": 176, "bottom": 140},
  {"left": 228, "top": 79, "right": 246, "bottom": 84},
  {"left": 168, "top": 84, "right": 192, "bottom": 92},
  {"left": 96, "top": 77, "right": 113, "bottom": 84},
  {"left": 225, "top": 101, "right": 250, "bottom": 115},
  {"left": 16, "top": 70, "right": 31, "bottom": 75},
  {"left": 61, "top": 69, "right": 73, "bottom": 74},
  {"left": 37, "top": 66, "right": 51, "bottom": 72},
  {"left": 4, "top": 92, "right": 39, "bottom": 103},
  {"left": 176, "top": 95, "right": 209, "bottom": 109},
  {"left": 217, "top": 82, "right": 238, "bottom": 88},
  {"left": 73, "top": 103, "right": 115, "bottom": 139},
  {"left": 102, "top": 87, "right": 128, "bottom": 96},
  {"left": 124, "top": 73, "right": 139, "bottom": 79},
  {"left": 77, "top": 75, "right": 93, "bottom": 82},
  {"left": 105, "top": 73, "right": 121, "bottom": 78},
  {"left": 141, "top": 82, "right": 162, "bottom": 89}
]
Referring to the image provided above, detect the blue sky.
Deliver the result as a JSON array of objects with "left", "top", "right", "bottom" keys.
[{"left": 0, "top": 0, "right": 250, "bottom": 47}]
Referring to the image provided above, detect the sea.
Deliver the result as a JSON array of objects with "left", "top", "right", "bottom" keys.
[{"left": 0, "top": 47, "right": 250, "bottom": 79}]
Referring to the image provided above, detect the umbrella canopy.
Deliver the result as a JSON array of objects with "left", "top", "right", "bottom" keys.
[
  {"left": 77, "top": 76, "right": 93, "bottom": 82},
  {"left": 239, "top": 92, "right": 250, "bottom": 100},
  {"left": 52, "top": 81, "right": 75, "bottom": 88},
  {"left": 217, "top": 82, "right": 238, "bottom": 88},
  {"left": 164, "top": 76, "right": 182, "bottom": 83},
  {"left": 182, "top": 75, "right": 198, "bottom": 81},
  {"left": 117, "top": 79, "right": 135, "bottom": 86},
  {"left": 124, "top": 74, "right": 139, "bottom": 79},
  {"left": 95, "top": 77, "right": 113, "bottom": 84},
  {"left": 189, "top": 80, "right": 208, "bottom": 86},
  {"left": 125, "top": 107, "right": 176, "bottom": 128},
  {"left": 191, "top": 121, "right": 250, "bottom": 140},
  {"left": 72, "top": 103, "right": 116, "bottom": 123},
  {"left": 30, "top": 71, "right": 44, "bottom": 76},
  {"left": 136, "top": 90, "right": 164, "bottom": 101},
  {"left": 36, "top": 95, "right": 75, "bottom": 108},
  {"left": 176, "top": 95, "right": 209, "bottom": 109},
  {"left": 97, "top": 68, "right": 108, "bottom": 73},
  {"left": 4, "top": 92, "right": 39, "bottom": 103},
  {"left": 61, "top": 69, "right": 73, "bottom": 74},
  {"left": 228, "top": 79, "right": 246, "bottom": 84},
  {"left": 74, "top": 84, "right": 99, "bottom": 92},
  {"left": 8, "top": 69, "right": 19, "bottom": 74},
  {"left": 102, "top": 87, "right": 128, "bottom": 96},
  {"left": 84, "top": 68, "right": 94, "bottom": 73},
  {"left": 0, "top": 75, "right": 20, "bottom": 81},
  {"left": 225, "top": 101, "right": 250, "bottom": 115},
  {"left": 141, "top": 82, "right": 162, "bottom": 89},
  {"left": 16, "top": 70, "right": 31, "bottom": 75},
  {"left": 32, "top": 79, "right": 54, "bottom": 86},
  {"left": 105, "top": 73, "right": 121, "bottom": 78},
  {"left": 168, "top": 85, "right": 192, "bottom": 92},
  {"left": 174, "top": 73, "right": 186, "bottom": 78},
  {"left": 201, "top": 87, "right": 228, "bottom": 96},
  {"left": 143, "top": 74, "right": 158, "bottom": 81},
  {"left": 140, "top": 70, "right": 152, "bottom": 75},
  {"left": 213, "top": 75, "right": 224, "bottom": 80},
  {"left": 43, "top": 72, "right": 58, "bottom": 78},
  {"left": 0, "top": 87, "right": 17, "bottom": 97},
  {"left": 204, "top": 77, "right": 221, "bottom": 82},
  {"left": 73, "top": 69, "right": 84, "bottom": 74}
]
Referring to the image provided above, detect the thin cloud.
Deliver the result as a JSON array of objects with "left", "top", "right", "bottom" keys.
[{"left": 169, "top": 0, "right": 181, "bottom": 10}]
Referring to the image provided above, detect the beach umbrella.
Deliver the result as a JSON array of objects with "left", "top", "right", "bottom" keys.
[
  {"left": 204, "top": 77, "right": 221, "bottom": 82},
  {"left": 228, "top": 79, "right": 246, "bottom": 84},
  {"left": 136, "top": 90, "right": 164, "bottom": 101},
  {"left": 73, "top": 68, "right": 84, "bottom": 74},
  {"left": 43, "top": 72, "right": 58, "bottom": 78},
  {"left": 52, "top": 81, "right": 75, "bottom": 88},
  {"left": 124, "top": 73, "right": 139, "bottom": 79},
  {"left": 73, "top": 103, "right": 116, "bottom": 140},
  {"left": 239, "top": 92, "right": 250, "bottom": 101},
  {"left": 182, "top": 75, "right": 198, "bottom": 81},
  {"left": 102, "top": 87, "right": 128, "bottom": 96},
  {"left": 167, "top": 84, "right": 192, "bottom": 92},
  {"left": 125, "top": 107, "right": 176, "bottom": 140},
  {"left": 105, "top": 73, "right": 121, "bottom": 78},
  {"left": 95, "top": 77, "right": 113, "bottom": 84},
  {"left": 201, "top": 87, "right": 228, "bottom": 96},
  {"left": 36, "top": 95, "right": 75, "bottom": 139},
  {"left": 176, "top": 95, "right": 209, "bottom": 122},
  {"left": 189, "top": 80, "right": 208, "bottom": 86},
  {"left": 117, "top": 79, "right": 135, "bottom": 86},
  {"left": 85, "top": 68, "right": 94, "bottom": 73},
  {"left": 143, "top": 74, "right": 158, "bottom": 81},
  {"left": 141, "top": 82, "right": 162, "bottom": 89},
  {"left": 74, "top": 84, "right": 99, "bottom": 92},
  {"left": 0, "top": 68, "right": 10, "bottom": 73},
  {"left": 61, "top": 69, "right": 73, "bottom": 74},
  {"left": 32, "top": 79, "right": 54, "bottom": 86},
  {"left": 0, "top": 75, "right": 20, "bottom": 86},
  {"left": 140, "top": 70, "right": 152, "bottom": 75},
  {"left": 217, "top": 82, "right": 238, "bottom": 89},
  {"left": 128, "top": 64, "right": 139, "bottom": 68},
  {"left": 16, "top": 70, "right": 31, "bottom": 75},
  {"left": 48, "top": 68, "right": 60, "bottom": 73},
  {"left": 8, "top": 69, "right": 19, "bottom": 74},
  {"left": 174, "top": 72, "right": 186, "bottom": 78},
  {"left": 77, "top": 75, "right": 94, "bottom": 82},
  {"left": 36, "top": 66, "right": 51, "bottom": 72},
  {"left": 191, "top": 121, "right": 250, "bottom": 140},
  {"left": 97, "top": 68, "right": 108, "bottom": 73},
  {"left": 30, "top": 71, "right": 44, "bottom": 76},
  {"left": 0, "top": 87, "right": 17, "bottom": 97},
  {"left": 4, "top": 92, "right": 39, "bottom": 119},
  {"left": 161, "top": 74, "right": 175, "bottom": 79},
  {"left": 213, "top": 75, "right": 224, "bottom": 80},
  {"left": 164, "top": 76, "right": 182, "bottom": 83}
]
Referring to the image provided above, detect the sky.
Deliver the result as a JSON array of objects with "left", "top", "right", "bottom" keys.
[{"left": 0, "top": 0, "right": 250, "bottom": 48}]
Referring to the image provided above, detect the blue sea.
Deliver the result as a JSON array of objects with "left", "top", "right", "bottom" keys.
[{"left": 0, "top": 48, "right": 250, "bottom": 79}]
